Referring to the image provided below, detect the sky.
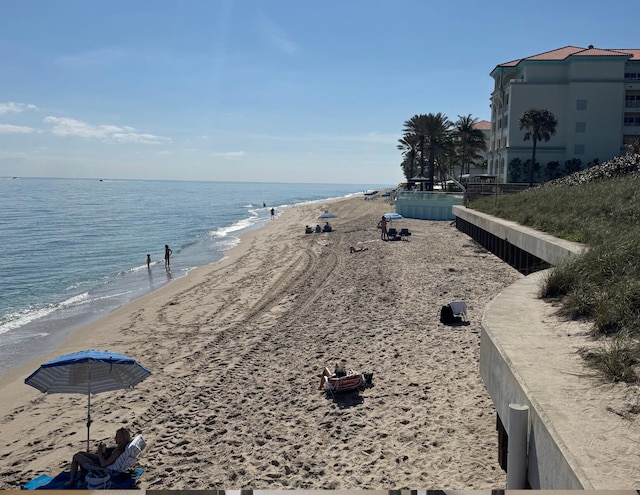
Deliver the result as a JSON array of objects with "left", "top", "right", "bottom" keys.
[{"left": 1, "top": 0, "right": 639, "bottom": 185}]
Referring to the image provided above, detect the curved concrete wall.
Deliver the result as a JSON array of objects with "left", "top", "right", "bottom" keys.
[
  {"left": 454, "top": 206, "right": 638, "bottom": 489},
  {"left": 452, "top": 206, "right": 585, "bottom": 265}
]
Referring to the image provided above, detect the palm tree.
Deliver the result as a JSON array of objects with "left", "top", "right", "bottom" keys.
[
  {"left": 519, "top": 109, "right": 558, "bottom": 186},
  {"left": 423, "top": 113, "right": 453, "bottom": 190},
  {"left": 397, "top": 135, "right": 419, "bottom": 179},
  {"left": 402, "top": 115, "right": 429, "bottom": 178},
  {"left": 453, "top": 115, "right": 487, "bottom": 181}
]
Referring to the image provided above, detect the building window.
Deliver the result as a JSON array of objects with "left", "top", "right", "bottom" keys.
[
  {"left": 575, "top": 122, "right": 586, "bottom": 133},
  {"left": 624, "top": 116, "right": 640, "bottom": 126},
  {"left": 574, "top": 144, "right": 585, "bottom": 155},
  {"left": 576, "top": 99, "right": 587, "bottom": 111},
  {"left": 625, "top": 73, "right": 640, "bottom": 81},
  {"left": 625, "top": 95, "right": 640, "bottom": 108}
]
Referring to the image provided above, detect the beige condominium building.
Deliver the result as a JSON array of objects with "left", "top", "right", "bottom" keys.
[{"left": 487, "top": 45, "right": 640, "bottom": 183}]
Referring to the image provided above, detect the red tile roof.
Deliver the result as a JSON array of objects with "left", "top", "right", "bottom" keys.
[
  {"left": 611, "top": 49, "right": 640, "bottom": 60},
  {"left": 473, "top": 120, "right": 491, "bottom": 131},
  {"left": 498, "top": 45, "right": 640, "bottom": 68}
]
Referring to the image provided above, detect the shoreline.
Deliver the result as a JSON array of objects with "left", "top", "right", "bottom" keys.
[
  {"left": 0, "top": 195, "right": 292, "bottom": 387},
  {"left": 0, "top": 195, "right": 523, "bottom": 490},
  {"left": 0, "top": 183, "right": 377, "bottom": 378}
]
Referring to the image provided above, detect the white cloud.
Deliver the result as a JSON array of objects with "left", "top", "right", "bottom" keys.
[
  {"left": 42, "top": 116, "right": 171, "bottom": 144},
  {"left": 0, "top": 102, "right": 38, "bottom": 115},
  {"left": 258, "top": 13, "right": 299, "bottom": 56},
  {"left": 212, "top": 151, "right": 246, "bottom": 159},
  {"left": 53, "top": 47, "right": 124, "bottom": 67},
  {"left": 238, "top": 131, "right": 397, "bottom": 144},
  {"left": 0, "top": 124, "right": 35, "bottom": 134}
]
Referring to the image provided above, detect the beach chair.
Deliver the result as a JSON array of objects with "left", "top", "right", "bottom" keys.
[
  {"left": 23, "top": 435, "right": 146, "bottom": 491},
  {"left": 323, "top": 372, "right": 364, "bottom": 398},
  {"left": 449, "top": 300, "right": 467, "bottom": 321},
  {"left": 387, "top": 228, "right": 399, "bottom": 240},
  {"left": 84, "top": 434, "right": 147, "bottom": 489},
  {"left": 399, "top": 228, "right": 412, "bottom": 240}
]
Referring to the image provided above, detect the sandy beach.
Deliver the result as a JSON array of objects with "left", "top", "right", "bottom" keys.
[{"left": 0, "top": 195, "right": 523, "bottom": 490}]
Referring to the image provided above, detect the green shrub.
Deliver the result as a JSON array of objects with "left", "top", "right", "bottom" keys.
[{"left": 578, "top": 337, "right": 639, "bottom": 383}]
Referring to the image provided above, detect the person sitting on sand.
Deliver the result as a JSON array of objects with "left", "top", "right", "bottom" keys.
[
  {"left": 305, "top": 225, "right": 313, "bottom": 234},
  {"left": 315, "top": 224, "right": 322, "bottom": 233},
  {"left": 318, "top": 361, "right": 350, "bottom": 390},
  {"left": 323, "top": 222, "right": 332, "bottom": 232},
  {"left": 64, "top": 427, "right": 132, "bottom": 487},
  {"left": 350, "top": 246, "right": 368, "bottom": 253}
]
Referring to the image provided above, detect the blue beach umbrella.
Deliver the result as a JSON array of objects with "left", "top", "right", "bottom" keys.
[
  {"left": 318, "top": 211, "right": 337, "bottom": 219},
  {"left": 383, "top": 212, "right": 403, "bottom": 221},
  {"left": 383, "top": 212, "right": 403, "bottom": 229},
  {"left": 25, "top": 350, "right": 151, "bottom": 450}
]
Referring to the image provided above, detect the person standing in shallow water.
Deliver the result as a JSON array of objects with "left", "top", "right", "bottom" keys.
[
  {"left": 270, "top": 207, "right": 275, "bottom": 219},
  {"left": 164, "top": 245, "right": 172, "bottom": 269}
]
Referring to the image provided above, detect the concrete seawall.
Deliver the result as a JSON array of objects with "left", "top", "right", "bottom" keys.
[{"left": 452, "top": 206, "right": 639, "bottom": 490}]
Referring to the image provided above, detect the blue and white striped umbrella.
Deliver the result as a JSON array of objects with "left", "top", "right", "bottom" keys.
[
  {"left": 25, "top": 350, "right": 151, "bottom": 449},
  {"left": 383, "top": 212, "right": 403, "bottom": 221},
  {"left": 318, "top": 211, "right": 337, "bottom": 219}
]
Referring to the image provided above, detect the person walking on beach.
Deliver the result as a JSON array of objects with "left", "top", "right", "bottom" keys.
[
  {"left": 146, "top": 254, "right": 151, "bottom": 269},
  {"left": 270, "top": 208, "right": 275, "bottom": 219},
  {"left": 377, "top": 216, "right": 388, "bottom": 240},
  {"left": 164, "top": 244, "right": 172, "bottom": 269}
]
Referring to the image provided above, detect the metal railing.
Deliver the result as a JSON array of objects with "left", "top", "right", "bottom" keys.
[{"left": 465, "top": 183, "right": 531, "bottom": 203}]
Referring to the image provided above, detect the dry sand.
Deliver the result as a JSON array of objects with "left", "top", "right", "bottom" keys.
[{"left": 0, "top": 195, "right": 523, "bottom": 490}]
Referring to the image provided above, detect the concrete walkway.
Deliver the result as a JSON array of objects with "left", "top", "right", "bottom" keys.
[{"left": 481, "top": 270, "right": 640, "bottom": 489}]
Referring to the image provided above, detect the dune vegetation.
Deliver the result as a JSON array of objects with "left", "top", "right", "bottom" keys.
[{"left": 468, "top": 146, "right": 640, "bottom": 382}]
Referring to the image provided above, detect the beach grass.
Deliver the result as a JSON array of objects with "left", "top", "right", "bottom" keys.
[{"left": 467, "top": 151, "right": 640, "bottom": 382}]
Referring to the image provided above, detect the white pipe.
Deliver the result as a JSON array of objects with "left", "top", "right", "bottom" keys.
[{"left": 506, "top": 403, "right": 529, "bottom": 489}]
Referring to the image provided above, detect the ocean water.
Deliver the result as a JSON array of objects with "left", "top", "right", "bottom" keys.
[{"left": 0, "top": 177, "right": 391, "bottom": 375}]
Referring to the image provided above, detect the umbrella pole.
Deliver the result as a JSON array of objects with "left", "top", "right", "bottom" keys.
[
  {"left": 87, "top": 393, "right": 91, "bottom": 452},
  {"left": 86, "top": 362, "right": 92, "bottom": 452}
]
